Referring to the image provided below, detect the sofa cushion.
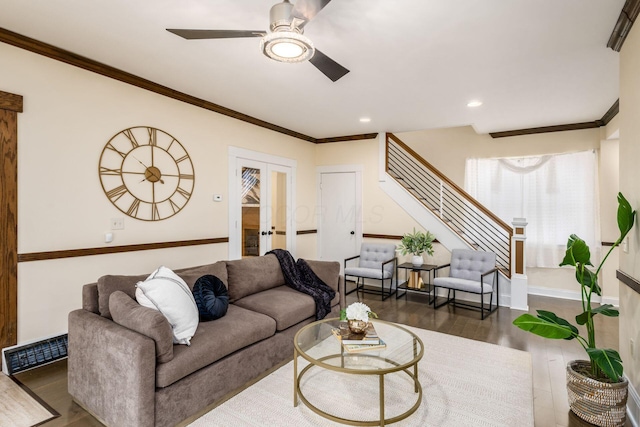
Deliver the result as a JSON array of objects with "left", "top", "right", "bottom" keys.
[
  {"left": 234, "top": 286, "right": 316, "bottom": 331},
  {"left": 226, "top": 254, "right": 285, "bottom": 302},
  {"left": 97, "top": 273, "right": 148, "bottom": 319},
  {"left": 192, "top": 275, "right": 229, "bottom": 321},
  {"left": 155, "top": 305, "right": 276, "bottom": 388},
  {"left": 304, "top": 259, "right": 341, "bottom": 307},
  {"left": 433, "top": 277, "right": 494, "bottom": 294},
  {"left": 174, "top": 261, "right": 228, "bottom": 290},
  {"left": 96, "top": 262, "right": 229, "bottom": 319},
  {"left": 136, "top": 266, "right": 199, "bottom": 345},
  {"left": 109, "top": 291, "right": 174, "bottom": 363},
  {"left": 303, "top": 260, "right": 340, "bottom": 291}
]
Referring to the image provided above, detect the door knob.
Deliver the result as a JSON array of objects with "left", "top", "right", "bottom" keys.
[
  {"left": 350, "top": 231, "right": 355, "bottom": 235},
  {"left": 261, "top": 231, "right": 267, "bottom": 236},
  {"left": 268, "top": 231, "right": 273, "bottom": 235}
]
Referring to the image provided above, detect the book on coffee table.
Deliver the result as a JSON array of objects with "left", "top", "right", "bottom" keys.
[
  {"left": 332, "top": 322, "right": 380, "bottom": 345},
  {"left": 343, "top": 339, "right": 387, "bottom": 353}
]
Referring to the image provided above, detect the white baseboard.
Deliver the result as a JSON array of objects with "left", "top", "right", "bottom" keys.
[
  {"left": 627, "top": 377, "right": 640, "bottom": 427},
  {"left": 528, "top": 286, "right": 619, "bottom": 307}
]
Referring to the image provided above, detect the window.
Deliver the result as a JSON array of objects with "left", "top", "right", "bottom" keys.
[{"left": 465, "top": 150, "right": 600, "bottom": 268}]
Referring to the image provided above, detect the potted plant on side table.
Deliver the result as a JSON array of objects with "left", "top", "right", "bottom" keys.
[
  {"left": 513, "top": 192, "right": 636, "bottom": 427},
  {"left": 397, "top": 228, "right": 435, "bottom": 267}
]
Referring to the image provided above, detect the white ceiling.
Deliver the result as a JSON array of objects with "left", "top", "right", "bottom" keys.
[{"left": 0, "top": 0, "right": 624, "bottom": 139}]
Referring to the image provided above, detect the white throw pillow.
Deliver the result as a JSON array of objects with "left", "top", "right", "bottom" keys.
[{"left": 136, "top": 266, "right": 199, "bottom": 345}]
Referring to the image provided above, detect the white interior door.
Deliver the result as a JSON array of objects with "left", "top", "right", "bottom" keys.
[{"left": 318, "top": 169, "right": 361, "bottom": 270}]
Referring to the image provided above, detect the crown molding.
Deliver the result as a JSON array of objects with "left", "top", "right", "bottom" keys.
[
  {"left": 607, "top": 0, "right": 640, "bottom": 52},
  {"left": 490, "top": 99, "right": 619, "bottom": 139},
  {"left": 315, "top": 133, "right": 379, "bottom": 144}
]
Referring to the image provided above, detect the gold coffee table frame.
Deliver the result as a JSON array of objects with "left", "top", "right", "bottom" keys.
[{"left": 293, "top": 318, "right": 424, "bottom": 426}]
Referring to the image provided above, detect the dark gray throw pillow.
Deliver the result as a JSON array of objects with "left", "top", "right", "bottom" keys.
[{"left": 192, "top": 275, "right": 229, "bottom": 321}]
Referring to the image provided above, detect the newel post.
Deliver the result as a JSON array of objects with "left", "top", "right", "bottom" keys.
[{"left": 510, "top": 218, "right": 529, "bottom": 311}]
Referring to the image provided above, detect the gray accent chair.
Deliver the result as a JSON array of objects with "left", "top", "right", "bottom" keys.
[
  {"left": 433, "top": 249, "right": 499, "bottom": 319},
  {"left": 344, "top": 243, "right": 397, "bottom": 300}
]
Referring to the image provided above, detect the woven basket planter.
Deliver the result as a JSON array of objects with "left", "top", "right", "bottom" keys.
[{"left": 566, "top": 360, "right": 628, "bottom": 427}]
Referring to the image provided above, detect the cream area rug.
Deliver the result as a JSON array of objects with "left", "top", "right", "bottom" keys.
[
  {"left": 190, "top": 325, "right": 534, "bottom": 427},
  {"left": 0, "top": 373, "right": 57, "bottom": 427}
]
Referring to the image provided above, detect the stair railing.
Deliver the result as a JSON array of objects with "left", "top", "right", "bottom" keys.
[{"left": 386, "top": 133, "right": 512, "bottom": 277}]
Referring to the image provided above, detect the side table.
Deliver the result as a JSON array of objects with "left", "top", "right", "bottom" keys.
[{"left": 396, "top": 262, "right": 438, "bottom": 303}]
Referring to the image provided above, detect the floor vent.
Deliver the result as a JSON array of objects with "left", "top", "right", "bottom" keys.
[{"left": 2, "top": 334, "right": 68, "bottom": 375}]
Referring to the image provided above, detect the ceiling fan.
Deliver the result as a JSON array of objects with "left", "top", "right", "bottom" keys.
[{"left": 167, "top": 0, "right": 349, "bottom": 82}]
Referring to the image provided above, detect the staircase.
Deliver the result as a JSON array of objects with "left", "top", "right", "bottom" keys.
[{"left": 383, "top": 133, "right": 513, "bottom": 277}]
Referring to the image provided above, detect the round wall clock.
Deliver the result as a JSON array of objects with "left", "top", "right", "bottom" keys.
[{"left": 98, "top": 126, "right": 195, "bottom": 221}]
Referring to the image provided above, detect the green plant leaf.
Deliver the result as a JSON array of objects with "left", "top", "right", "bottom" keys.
[
  {"left": 536, "top": 310, "right": 579, "bottom": 339},
  {"left": 560, "top": 235, "right": 592, "bottom": 267},
  {"left": 575, "top": 303, "right": 616, "bottom": 327},
  {"left": 576, "top": 267, "right": 601, "bottom": 296},
  {"left": 616, "top": 192, "right": 636, "bottom": 243},
  {"left": 575, "top": 310, "right": 591, "bottom": 326},
  {"left": 585, "top": 348, "right": 623, "bottom": 382},
  {"left": 592, "top": 304, "right": 619, "bottom": 317},
  {"left": 513, "top": 313, "right": 575, "bottom": 340},
  {"left": 397, "top": 228, "right": 435, "bottom": 256}
]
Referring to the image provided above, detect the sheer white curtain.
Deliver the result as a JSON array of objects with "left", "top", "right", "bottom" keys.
[{"left": 465, "top": 150, "right": 600, "bottom": 268}]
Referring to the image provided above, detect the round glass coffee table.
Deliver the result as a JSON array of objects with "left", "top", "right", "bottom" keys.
[{"left": 293, "top": 318, "right": 424, "bottom": 426}]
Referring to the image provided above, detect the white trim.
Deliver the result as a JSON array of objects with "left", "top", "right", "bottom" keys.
[
  {"left": 228, "top": 147, "right": 297, "bottom": 260},
  {"left": 528, "top": 286, "right": 619, "bottom": 307},
  {"left": 601, "top": 296, "right": 620, "bottom": 306},
  {"left": 626, "top": 376, "right": 640, "bottom": 427},
  {"left": 378, "top": 131, "right": 387, "bottom": 182},
  {"left": 228, "top": 146, "right": 297, "bottom": 169},
  {"left": 316, "top": 165, "right": 363, "bottom": 261}
]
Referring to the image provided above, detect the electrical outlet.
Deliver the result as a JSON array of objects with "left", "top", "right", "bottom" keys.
[
  {"left": 622, "top": 236, "right": 629, "bottom": 253},
  {"left": 110, "top": 218, "right": 124, "bottom": 230}
]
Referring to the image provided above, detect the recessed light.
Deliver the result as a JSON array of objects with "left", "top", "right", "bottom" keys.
[
  {"left": 359, "top": 117, "right": 371, "bottom": 123},
  {"left": 467, "top": 100, "right": 483, "bottom": 108}
]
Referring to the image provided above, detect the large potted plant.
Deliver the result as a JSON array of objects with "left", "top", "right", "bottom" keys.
[
  {"left": 397, "top": 228, "right": 435, "bottom": 266},
  {"left": 513, "top": 192, "right": 636, "bottom": 427}
]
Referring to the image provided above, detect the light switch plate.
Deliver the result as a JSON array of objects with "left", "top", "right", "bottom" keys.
[{"left": 111, "top": 218, "right": 124, "bottom": 230}]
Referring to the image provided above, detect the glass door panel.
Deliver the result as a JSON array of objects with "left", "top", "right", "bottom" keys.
[
  {"left": 241, "top": 166, "right": 262, "bottom": 257},
  {"left": 270, "top": 170, "right": 287, "bottom": 251}
]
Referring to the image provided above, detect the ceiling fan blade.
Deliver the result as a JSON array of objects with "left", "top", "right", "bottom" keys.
[
  {"left": 290, "top": 0, "right": 333, "bottom": 27},
  {"left": 166, "top": 29, "right": 266, "bottom": 40},
  {"left": 309, "top": 49, "right": 349, "bottom": 82}
]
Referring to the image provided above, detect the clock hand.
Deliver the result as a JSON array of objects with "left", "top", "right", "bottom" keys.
[{"left": 134, "top": 156, "right": 150, "bottom": 169}]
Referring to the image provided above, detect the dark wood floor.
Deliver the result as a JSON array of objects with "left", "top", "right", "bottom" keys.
[{"left": 15, "top": 292, "right": 628, "bottom": 427}]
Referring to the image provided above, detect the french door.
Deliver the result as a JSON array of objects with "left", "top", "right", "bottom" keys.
[{"left": 229, "top": 148, "right": 295, "bottom": 259}]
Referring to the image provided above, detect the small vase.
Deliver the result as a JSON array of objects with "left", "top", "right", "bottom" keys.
[
  {"left": 411, "top": 255, "right": 423, "bottom": 266},
  {"left": 347, "top": 319, "right": 368, "bottom": 334}
]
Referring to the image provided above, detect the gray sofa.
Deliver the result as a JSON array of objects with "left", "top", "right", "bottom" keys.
[{"left": 68, "top": 254, "right": 344, "bottom": 427}]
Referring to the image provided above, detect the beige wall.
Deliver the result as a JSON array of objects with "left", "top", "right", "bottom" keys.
[
  {"left": 1, "top": 42, "right": 318, "bottom": 342},
  {"left": 619, "top": 19, "right": 640, "bottom": 414}
]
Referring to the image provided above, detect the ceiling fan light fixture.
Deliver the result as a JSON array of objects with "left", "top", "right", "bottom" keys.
[{"left": 261, "top": 31, "right": 315, "bottom": 63}]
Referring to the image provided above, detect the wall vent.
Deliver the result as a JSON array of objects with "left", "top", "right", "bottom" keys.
[{"left": 2, "top": 334, "right": 68, "bottom": 375}]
